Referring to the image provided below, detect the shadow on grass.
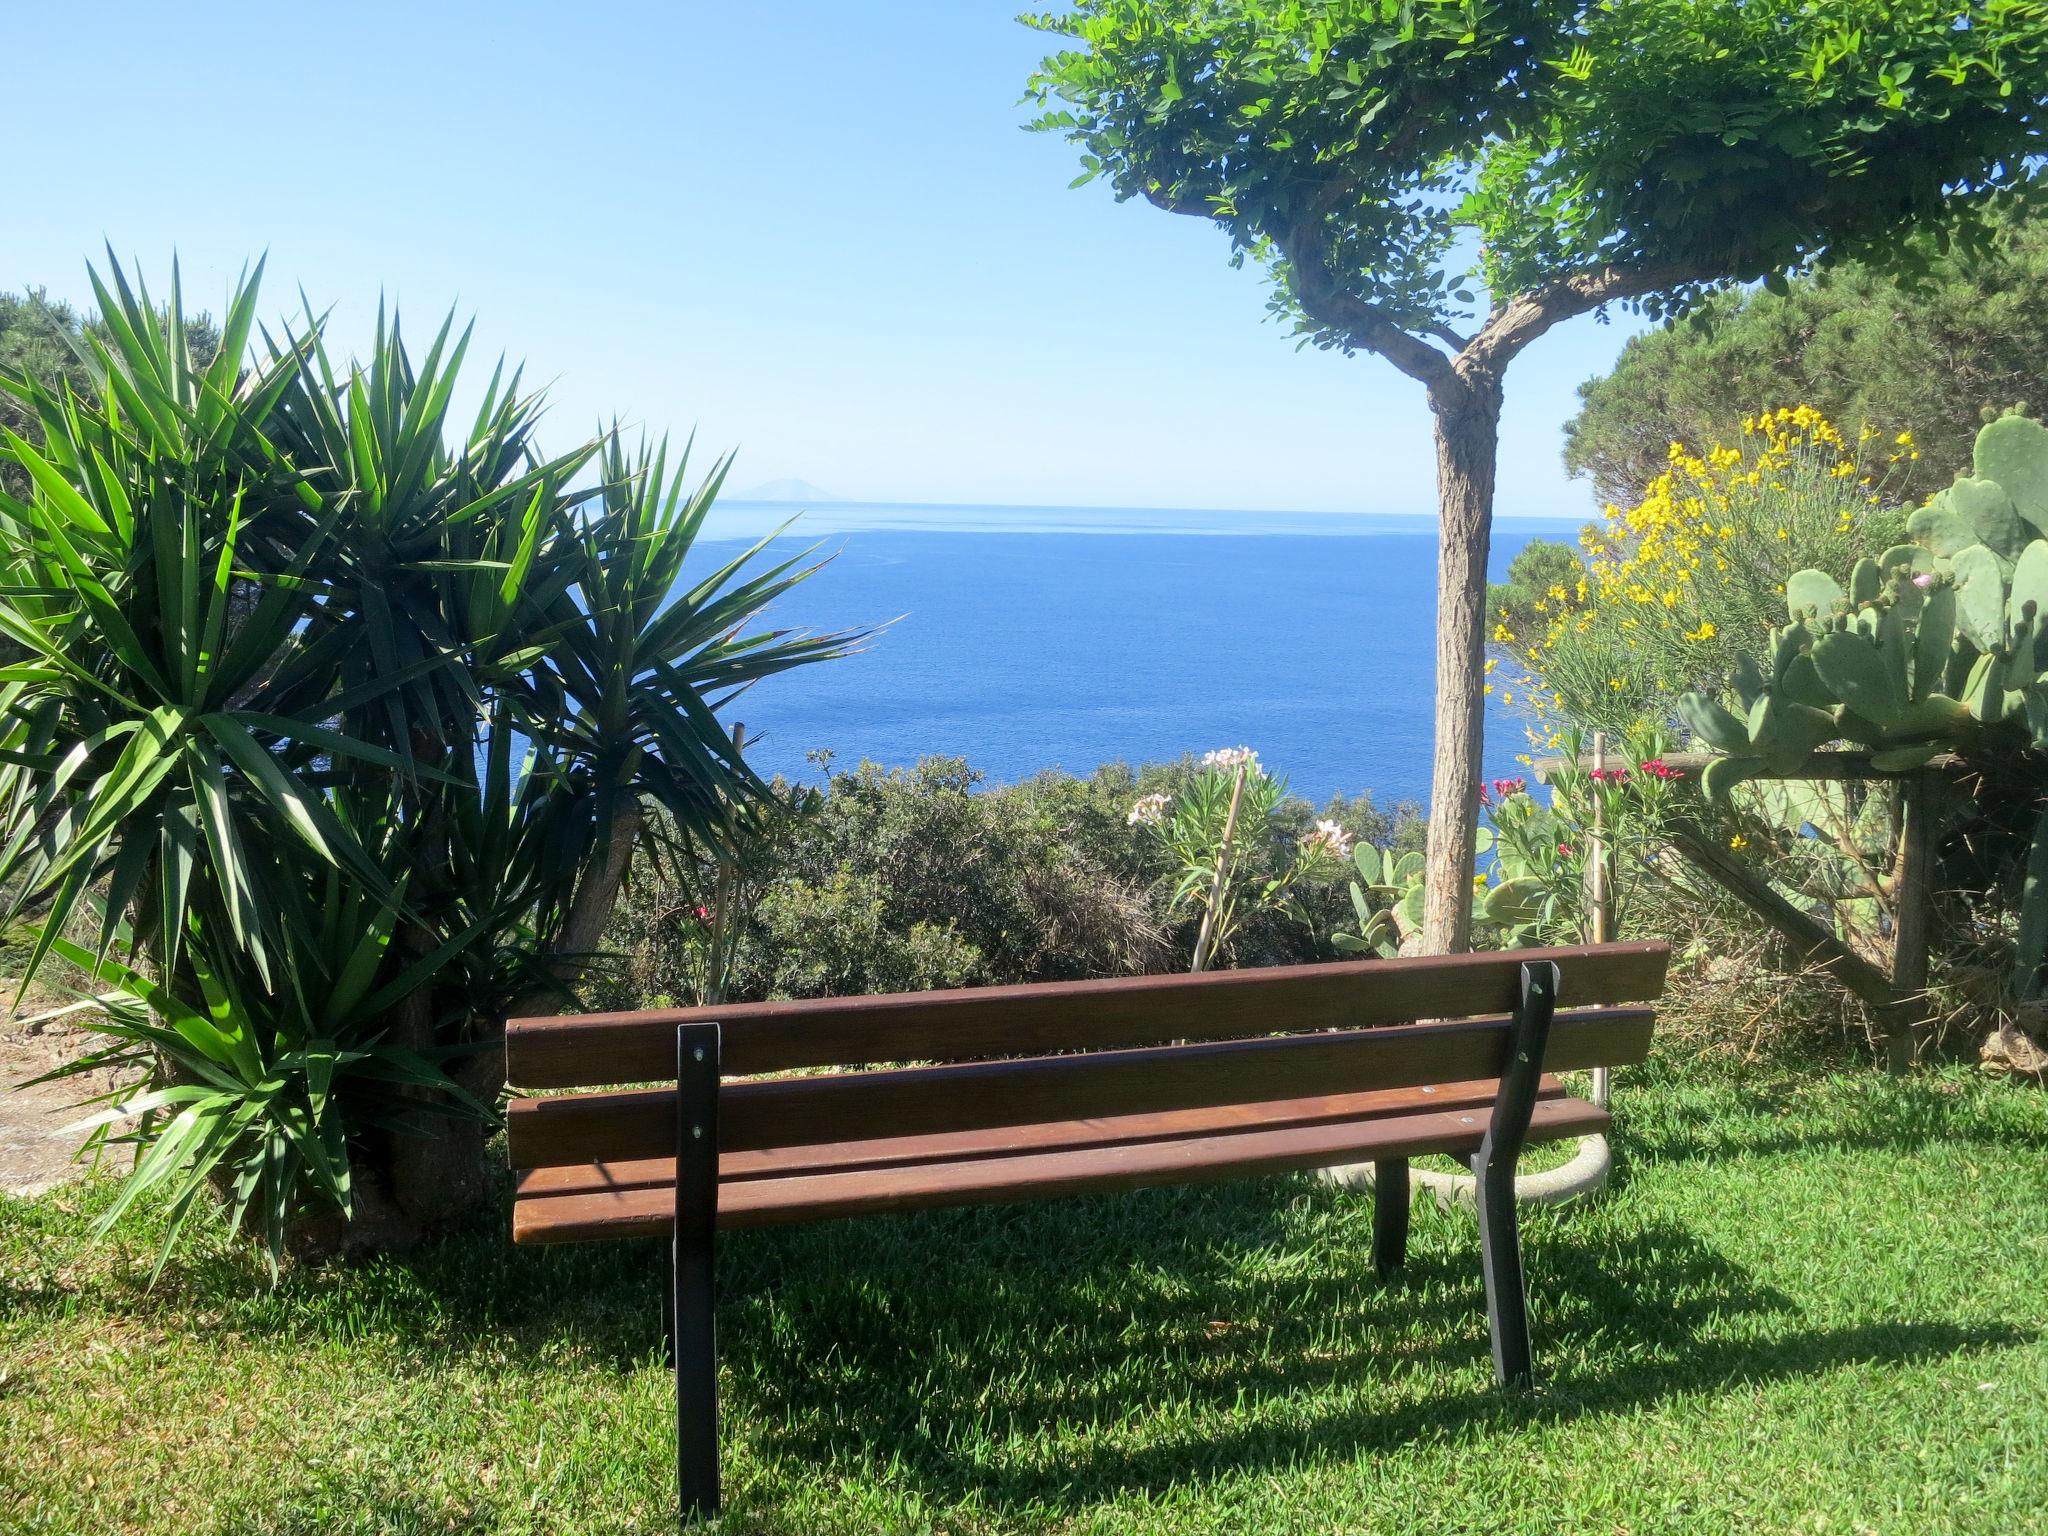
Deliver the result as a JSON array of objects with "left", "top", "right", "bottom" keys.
[
  {"left": 29, "top": 1139, "right": 2037, "bottom": 1522},
  {"left": 712, "top": 1193, "right": 2031, "bottom": 1510}
]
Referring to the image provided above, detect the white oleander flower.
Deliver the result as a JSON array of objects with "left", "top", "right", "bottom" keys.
[
  {"left": 1304, "top": 818, "right": 1354, "bottom": 858},
  {"left": 1127, "top": 792, "right": 1171, "bottom": 827},
  {"left": 1200, "top": 746, "right": 1259, "bottom": 771}
]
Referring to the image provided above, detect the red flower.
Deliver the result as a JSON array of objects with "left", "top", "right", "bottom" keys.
[{"left": 693, "top": 904, "right": 711, "bottom": 923}]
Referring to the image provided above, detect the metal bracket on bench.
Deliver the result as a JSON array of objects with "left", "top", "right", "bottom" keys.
[
  {"left": 674, "top": 1021, "right": 722, "bottom": 1522},
  {"left": 1472, "top": 960, "right": 1558, "bottom": 1389}
]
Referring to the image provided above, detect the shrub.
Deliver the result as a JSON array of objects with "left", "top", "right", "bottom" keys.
[
  {"left": 598, "top": 755, "right": 1425, "bottom": 1006},
  {"left": 1495, "top": 407, "right": 1912, "bottom": 737},
  {"left": 1674, "top": 407, "right": 2048, "bottom": 1050},
  {"left": 0, "top": 258, "right": 857, "bottom": 1267},
  {"left": 1564, "top": 203, "right": 2048, "bottom": 509}
]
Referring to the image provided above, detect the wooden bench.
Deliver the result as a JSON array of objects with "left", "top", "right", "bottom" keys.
[{"left": 506, "top": 939, "right": 1669, "bottom": 1522}]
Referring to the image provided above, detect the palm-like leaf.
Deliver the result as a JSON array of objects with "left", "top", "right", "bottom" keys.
[{"left": 0, "top": 255, "right": 859, "bottom": 1270}]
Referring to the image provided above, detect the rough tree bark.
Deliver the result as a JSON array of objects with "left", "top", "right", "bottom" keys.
[
  {"left": 1269, "top": 227, "right": 1704, "bottom": 955},
  {"left": 289, "top": 798, "right": 649, "bottom": 1259},
  {"left": 1421, "top": 372, "right": 1504, "bottom": 953}
]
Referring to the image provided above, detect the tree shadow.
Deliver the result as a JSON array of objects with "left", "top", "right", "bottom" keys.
[
  {"left": 27, "top": 1148, "right": 2036, "bottom": 1525},
  {"left": 716, "top": 1197, "right": 2029, "bottom": 1513}
]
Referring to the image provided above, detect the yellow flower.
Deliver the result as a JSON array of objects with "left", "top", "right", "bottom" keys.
[{"left": 1729, "top": 834, "right": 1748, "bottom": 851}]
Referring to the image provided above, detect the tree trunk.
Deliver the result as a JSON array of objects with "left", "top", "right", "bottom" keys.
[
  {"left": 290, "top": 799, "right": 650, "bottom": 1260},
  {"left": 561, "top": 800, "right": 646, "bottom": 961},
  {"left": 1421, "top": 373, "right": 1504, "bottom": 955}
]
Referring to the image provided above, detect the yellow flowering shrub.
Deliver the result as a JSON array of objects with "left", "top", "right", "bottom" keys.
[{"left": 1495, "top": 407, "right": 1914, "bottom": 737}]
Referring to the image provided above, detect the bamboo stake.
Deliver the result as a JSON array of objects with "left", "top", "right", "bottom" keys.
[{"left": 1588, "top": 731, "right": 1612, "bottom": 1109}]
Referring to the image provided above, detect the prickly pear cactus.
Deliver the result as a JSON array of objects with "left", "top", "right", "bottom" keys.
[
  {"left": 1678, "top": 408, "right": 2048, "bottom": 997},
  {"left": 1332, "top": 824, "right": 1547, "bottom": 956}
]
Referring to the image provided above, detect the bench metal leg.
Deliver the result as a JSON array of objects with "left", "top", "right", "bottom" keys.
[
  {"left": 1372, "top": 1158, "right": 1410, "bottom": 1272},
  {"left": 1473, "top": 960, "right": 1557, "bottom": 1389},
  {"left": 675, "top": 1022, "right": 722, "bottom": 1523}
]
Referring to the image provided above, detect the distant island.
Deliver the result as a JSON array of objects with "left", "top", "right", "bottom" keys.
[{"left": 732, "top": 477, "right": 840, "bottom": 502}]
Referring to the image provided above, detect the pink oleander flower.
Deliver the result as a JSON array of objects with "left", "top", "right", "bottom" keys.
[
  {"left": 1557, "top": 842, "right": 1574, "bottom": 857},
  {"left": 692, "top": 904, "right": 711, "bottom": 923},
  {"left": 1304, "top": 818, "right": 1354, "bottom": 859},
  {"left": 1589, "top": 766, "right": 1632, "bottom": 784},
  {"left": 1127, "top": 792, "right": 1171, "bottom": 827},
  {"left": 1638, "top": 758, "right": 1683, "bottom": 780}
]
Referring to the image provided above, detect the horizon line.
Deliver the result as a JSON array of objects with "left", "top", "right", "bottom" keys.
[{"left": 718, "top": 495, "right": 1594, "bottom": 521}]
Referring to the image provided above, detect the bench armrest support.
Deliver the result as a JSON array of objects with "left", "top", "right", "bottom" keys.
[{"left": 1473, "top": 960, "right": 1559, "bottom": 1388}]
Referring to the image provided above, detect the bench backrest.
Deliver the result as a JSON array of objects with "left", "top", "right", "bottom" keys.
[
  {"left": 507, "top": 933, "right": 1662, "bottom": 1171},
  {"left": 505, "top": 941, "right": 1668, "bottom": 1171}
]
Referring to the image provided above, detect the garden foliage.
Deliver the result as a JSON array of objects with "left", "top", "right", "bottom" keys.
[
  {"left": 1679, "top": 408, "right": 2048, "bottom": 1002},
  {"left": 1564, "top": 204, "right": 2048, "bottom": 507},
  {"left": 1496, "top": 410, "right": 1912, "bottom": 733},
  {"left": 0, "top": 257, "right": 858, "bottom": 1265},
  {"left": 600, "top": 755, "right": 1422, "bottom": 1007}
]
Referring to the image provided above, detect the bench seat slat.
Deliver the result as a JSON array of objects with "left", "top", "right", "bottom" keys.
[
  {"left": 506, "top": 1006, "right": 1653, "bottom": 1170},
  {"left": 511, "top": 1093, "right": 1610, "bottom": 1245},
  {"left": 507, "top": 940, "right": 1671, "bottom": 1085},
  {"left": 516, "top": 1074, "right": 1573, "bottom": 1199}
]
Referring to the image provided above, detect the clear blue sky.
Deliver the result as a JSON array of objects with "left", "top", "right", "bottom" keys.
[{"left": 6, "top": 1, "right": 1653, "bottom": 518}]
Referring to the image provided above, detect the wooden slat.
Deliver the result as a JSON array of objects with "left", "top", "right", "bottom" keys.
[
  {"left": 505, "top": 940, "right": 1670, "bottom": 1086},
  {"left": 515, "top": 1075, "right": 1569, "bottom": 1197},
  {"left": 512, "top": 1095, "right": 1611, "bottom": 1244},
  {"left": 506, "top": 1006, "right": 1652, "bottom": 1169}
]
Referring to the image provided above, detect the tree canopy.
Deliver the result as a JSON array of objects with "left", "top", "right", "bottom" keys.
[
  {"left": 1565, "top": 204, "right": 2048, "bottom": 508},
  {"left": 1029, "top": 0, "right": 2046, "bottom": 379},
  {"left": 1028, "top": 0, "right": 2047, "bottom": 952}
]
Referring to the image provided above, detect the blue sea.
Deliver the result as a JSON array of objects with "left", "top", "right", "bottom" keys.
[{"left": 691, "top": 502, "right": 1585, "bottom": 811}]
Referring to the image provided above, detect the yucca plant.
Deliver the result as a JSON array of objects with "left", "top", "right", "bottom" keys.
[{"left": 0, "top": 255, "right": 861, "bottom": 1267}]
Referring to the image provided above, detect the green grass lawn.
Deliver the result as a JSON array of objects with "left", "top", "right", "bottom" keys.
[{"left": 3, "top": 1057, "right": 2045, "bottom": 1535}]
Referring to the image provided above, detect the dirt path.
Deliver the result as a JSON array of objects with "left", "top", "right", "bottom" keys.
[{"left": 0, "top": 1012, "right": 131, "bottom": 1198}]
